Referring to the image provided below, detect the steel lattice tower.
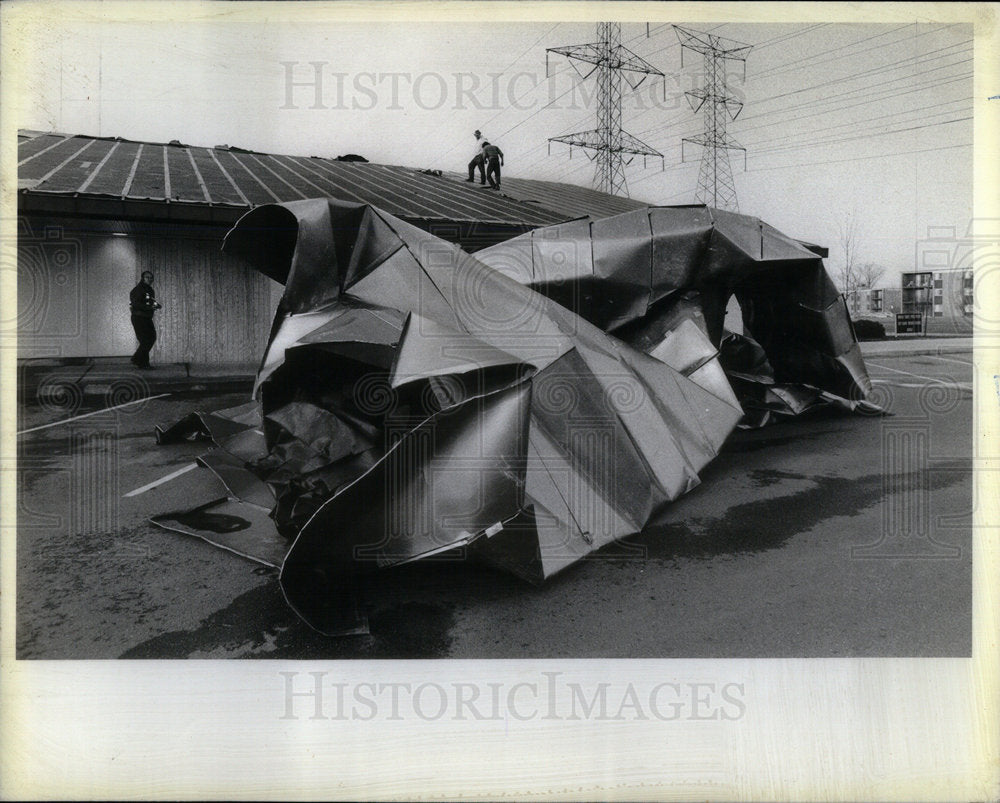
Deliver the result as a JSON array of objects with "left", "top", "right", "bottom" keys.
[
  {"left": 674, "top": 25, "right": 753, "bottom": 211},
  {"left": 547, "top": 22, "right": 664, "bottom": 197}
]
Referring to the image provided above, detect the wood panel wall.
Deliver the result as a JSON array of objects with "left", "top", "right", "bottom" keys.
[
  {"left": 134, "top": 231, "right": 273, "bottom": 364},
  {"left": 18, "top": 215, "right": 276, "bottom": 364}
]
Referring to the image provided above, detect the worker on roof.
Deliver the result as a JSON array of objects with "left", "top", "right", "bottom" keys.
[
  {"left": 481, "top": 140, "right": 504, "bottom": 190},
  {"left": 465, "top": 129, "right": 486, "bottom": 184}
]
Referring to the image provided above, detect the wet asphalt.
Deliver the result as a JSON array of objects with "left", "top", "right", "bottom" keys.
[{"left": 15, "top": 352, "right": 973, "bottom": 659}]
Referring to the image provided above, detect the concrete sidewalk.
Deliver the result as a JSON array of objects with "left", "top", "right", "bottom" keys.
[
  {"left": 859, "top": 336, "right": 973, "bottom": 358},
  {"left": 19, "top": 357, "right": 256, "bottom": 404}
]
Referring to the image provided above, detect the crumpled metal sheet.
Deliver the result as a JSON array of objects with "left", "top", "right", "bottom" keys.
[
  {"left": 155, "top": 401, "right": 261, "bottom": 448},
  {"left": 473, "top": 206, "right": 874, "bottom": 425},
  {"left": 151, "top": 200, "right": 880, "bottom": 633},
  {"left": 152, "top": 199, "right": 745, "bottom": 633}
]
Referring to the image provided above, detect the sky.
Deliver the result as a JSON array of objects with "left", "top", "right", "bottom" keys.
[{"left": 7, "top": 7, "right": 977, "bottom": 285}]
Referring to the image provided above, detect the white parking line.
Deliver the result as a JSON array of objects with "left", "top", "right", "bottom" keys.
[
  {"left": 925, "top": 354, "right": 974, "bottom": 367},
  {"left": 867, "top": 361, "right": 960, "bottom": 384},
  {"left": 18, "top": 393, "right": 172, "bottom": 435},
  {"left": 124, "top": 462, "right": 199, "bottom": 497},
  {"left": 871, "top": 379, "right": 973, "bottom": 391},
  {"left": 867, "top": 360, "right": 973, "bottom": 393}
]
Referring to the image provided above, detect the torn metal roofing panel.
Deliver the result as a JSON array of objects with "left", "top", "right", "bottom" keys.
[
  {"left": 152, "top": 198, "right": 745, "bottom": 634},
  {"left": 474, "top": 206, "right": 873, "bottom": 426}
]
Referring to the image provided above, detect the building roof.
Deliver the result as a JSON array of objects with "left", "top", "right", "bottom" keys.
[
  {"left": 17, "top": 131, "right": 575, "bottom": 231},
  {"left": 18, "top": 130, "right": 653, "bottom": 233},
  {"left": 459, "top": 173, "right": 649, "bottom": 220},
  {"left": 17, "top": 131, "right": 832, "bottom": 258}
]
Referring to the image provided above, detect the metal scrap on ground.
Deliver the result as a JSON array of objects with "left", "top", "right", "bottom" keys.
[
  {"left": 473, "top": 205, "right": 874, "bottom": 427},
  {"left": 152, "top": 199, "right": 875, "bottom": 634}
]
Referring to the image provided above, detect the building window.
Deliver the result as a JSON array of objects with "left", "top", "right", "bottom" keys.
[
  {"left": 870, "top": 289, "right": 883, "bottom": 312},
  {"left": 902, "top": 271, "right": 934, "bottom": 313}
]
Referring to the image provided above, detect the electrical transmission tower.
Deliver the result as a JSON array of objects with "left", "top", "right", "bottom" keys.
[
  {"left": 546, "top": 22, "right": 664, "bottom": 197},
  {"left": 674, "top": 25, "right": 753, "bottom": 211}
]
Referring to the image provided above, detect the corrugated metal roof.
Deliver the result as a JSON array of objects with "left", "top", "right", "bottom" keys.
[
  {"left": 18, "top": 131, "right": 570, "bottom": 228},
  {"left": 446, "top": 173, "right": 650, "bottom": 220}
]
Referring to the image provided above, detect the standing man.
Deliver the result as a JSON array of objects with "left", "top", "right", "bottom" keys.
[
  {"left": 130, "top": 270, "right": 162, "bottom": 369},
  {"left": 481, "top": 140, "right": 504, "bottom": 190},
  {"left": 465, "top": 129, "right": 486, "bottom": 184}
]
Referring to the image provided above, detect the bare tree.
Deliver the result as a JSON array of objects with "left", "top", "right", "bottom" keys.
[
  {"left": 857, "top": 261, "right": 885, "bottom": 292},
  {"left": 836, "top": 212, "right": 863, "bottom": 313}
]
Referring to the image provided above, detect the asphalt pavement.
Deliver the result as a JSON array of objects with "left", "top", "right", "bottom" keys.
[{"left": 15, "top": 349, "right": 973, "bottom": 659}]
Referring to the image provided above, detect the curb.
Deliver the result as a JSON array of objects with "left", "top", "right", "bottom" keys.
[
  {"left": 860, "top": 343, "right": 973, "bottom": 359},
  {"left": 25, "top": 375, "right": 254, "bottom": 406},
  {"left": 115, "top": 378, "right": 255, "bottom": 395}
]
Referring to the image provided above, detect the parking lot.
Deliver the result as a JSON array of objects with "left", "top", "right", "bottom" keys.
[{"left": 15, "top": 351, "right": 973, "bottom": 659}]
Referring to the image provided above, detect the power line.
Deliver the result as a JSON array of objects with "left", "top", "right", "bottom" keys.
[
  {"left": 759, "top": 23, "right": 964, "bottom": 84},
  {"left": 734, "top": 83, "right": 972, "bottom": 142},
  {"left": 628, "top": 141, "right": 972, "bottom": 191},
  {"left": 635, "top": 50, "right": 971, "bottom": 144},
  {"left": 727, "top": 61, "right": 972, "bottom": 140},
  {"left": 507, "top": 22, "right": 822, "bottom": 175},
  {"left": 752, "top": 22, "right": 831, "bottom": 50},
  {"left": 673, "top": 93, "right": 970, "bottom": 166},
  {"left": 748, "top": 115, "right": 972, "bottom": 158},
  {"left": 428, "top": 23, "right": 565, "bottom": 164},
  {"left": 738, "top": 96, "right": 972, "bottom": 150},
  {"left": 746, "top": 39, "right": 973, "bottom": 108},
  {"left": 472, "top": 23, "right": 564, "bottom": 126},
  {"left": 478, "top": 22, "right": 684, "bottom": 170},
  {"left": 492, "top": 69, "right": 583, "bottom": 141},
  {"left": 745, "top": 141, "right": 972, "bottom": 173},
  {"left": 490, "top": 22, "right": 971, "bottom": 202},
  {"left": 629, "top": 81, "right": 970, "bottom": 191},
  {"left": 441, "top": 23, "right": 967, "bottom": 183},
  {"left": 513, "top": 151, "right": 594, "bottom": 182},
  {"left": 752, "top": 23, "right": 917, "bottom": 80},
  {"left": 631, "top": 27, "right": 971, "bottom": 141}
]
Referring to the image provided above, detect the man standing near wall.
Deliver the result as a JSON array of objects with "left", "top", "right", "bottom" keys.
[{"left": 129, "top": 270, "right": 162, "bottom": 369}]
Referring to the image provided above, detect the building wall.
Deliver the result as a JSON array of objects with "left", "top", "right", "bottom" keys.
[
  {"left": 17, "top": 215, "right": 277, "bottom": 363},
  {"left": 901, "top": 268, "right": 973, "bottom": 335},
  {"left": 851, "top": 287, "right": 902, "bottom": 318},
  {"left": 930, "top": 269, "right": 973, "bottom": 331}
]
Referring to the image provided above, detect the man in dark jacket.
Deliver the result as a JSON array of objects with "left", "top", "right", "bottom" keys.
[
  {"left": 129, "top": 271, "right": 162, "bottom": 368},
  {"left": 481, "top": 140, "right": 504, "bottom": 189}
]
